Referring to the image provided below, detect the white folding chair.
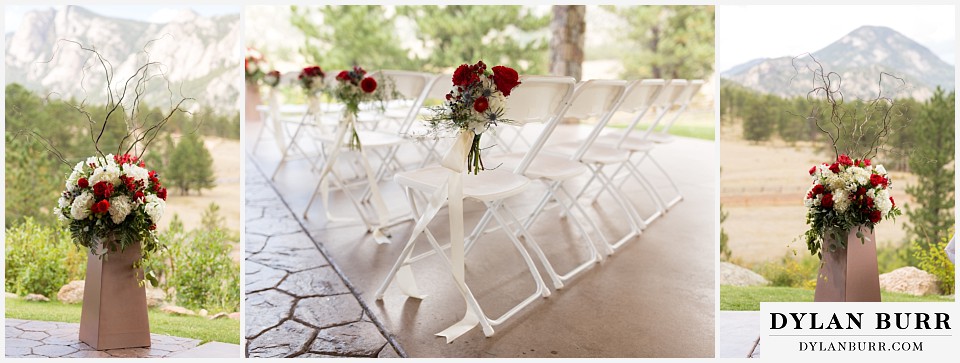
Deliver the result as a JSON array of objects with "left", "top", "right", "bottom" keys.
[
  {"left": 374, "top": 76, "right": 576, "bottom": 341},
  {"left": 402, "top": 73, "right": 455, "bottom": 168}
]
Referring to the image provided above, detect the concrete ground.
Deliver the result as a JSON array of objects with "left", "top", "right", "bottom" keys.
[
  {"left": 4, "top": 318, "right": 241, "bottom": 358},
  {"left": 716, "top": 311, "right": 762, "bottom": 358},
  {"left": 247, "top": 119, "right": 717, "bottom": 357}
]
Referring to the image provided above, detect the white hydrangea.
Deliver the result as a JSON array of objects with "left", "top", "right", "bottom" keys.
[
  {"left": 88, "top": 163, "right": 121, "bottom": 186},
  {"left": 834, "top": 189, "right": 850, "bottom": 212},
  {"left": 123, "top": 164, "right": 149, "bottom": 183},
  {"left": 826, "top": 174, "right": 847, "bottom": 192},
  {"left": 848, "top": 166, "right": 870, "bottom": 185},
  {"left": 144, "top": 194, "right": 165, "bottom": 223},
  {"left": 108, "top": 195, "right": 133, "bottom": 225},
  {"left": 70, "top": 191, "right": 94, "bottom": 220},
  {"left": 874, "top": 189, "right": 893, "bottom": 214}
]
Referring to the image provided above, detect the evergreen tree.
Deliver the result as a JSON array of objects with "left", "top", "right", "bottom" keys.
[
  {"left": 167, "top": 132, "right": 216, "bottom": 195},
  {"left": 291, "top": 5, "right": 414, "bottom": 71},
  {"left": 905, "top": 88, "right": 955, "bottom": 249},
  {"left": 603, "top": 5, "right": 714, "bottom": 79}
]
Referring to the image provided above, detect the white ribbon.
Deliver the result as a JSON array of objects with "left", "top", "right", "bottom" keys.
[
  {"left": 314, "top": 110, "right": 392, "bottom": 244},
  {"left": 392, "top": 131, "right": 480, "bottom": 342}
]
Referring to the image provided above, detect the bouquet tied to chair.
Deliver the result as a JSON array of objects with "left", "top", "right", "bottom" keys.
[{"left": 426, "top": 60, "right": 522, "bottom": 174}]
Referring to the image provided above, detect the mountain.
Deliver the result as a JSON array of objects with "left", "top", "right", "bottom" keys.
[
  {"left": 722, "top": 26, "right": 954, "bottom": 100},
  {"left": 5, "top": 5, "right": 241, "bottom": 113}
]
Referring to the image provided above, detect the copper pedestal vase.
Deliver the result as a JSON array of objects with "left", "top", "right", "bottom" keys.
[
  {"left": 246, "top": 82, "right": 262, "bottom": 122},
  {"left": 79, "top": 240, "right": 151, "bottom": 350},
  {"left": 814, "top": 226, "right": 881, "bottom": 302}
]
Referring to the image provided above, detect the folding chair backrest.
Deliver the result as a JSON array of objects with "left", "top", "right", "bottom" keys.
[
  {"left": 564, "top": 80, "right": 628, "bottom": 161},
  {"left": 654, "top": 79, "right": 689, "bottom": 108},
  {"left": 615, "top": 79, "right": 666, "bottom": 145},
  {"left": 424, "top": 73, "right": 455, "bottom": 101},
  {"left": 660, "top": 79, "right": 706, "bottom": 133},
  {"left": 371, "top": 70, "right": 435, "bottom": 100},
  {"left": 501, "top": 75, "right": 576, "bottom": 175}
]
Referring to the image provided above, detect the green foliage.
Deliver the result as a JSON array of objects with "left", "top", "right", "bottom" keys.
[
  {"left": 167, "top": 132, "right": 217, "bottom": 195},
  {"left": 741, "top": 94, "right": 776, "bottom": 142},
  {"left": 147, "top": 213, "right": 240, "bottom": 313},
  {"left": 720, "top": 204, "right": 732, "bottom": 261},
  {"left": 603, "top": 5, "right": 714, "bottom": 79},
  {"left": 905, "top": 88, "right": 955, "bottom": 250},
  {"left": 876, "top": 243, "right": 911, "bottom": 274},
  {"left": 291, "top": 5, "right": 415, "bottom": 71},
  {"left": 5, "top": 218, "right": 87, "bottom": 298},
  {"left": 911, "top": 233, "right": 955, "bottom": 295},
  {"left": 5, "top": 297, "right": 240, "bottom": 344},
  {"left": 4, "top": 134, "right": 65, "bottom": 226},
  {"left": 754, "top": 254, "right": 820, "bottom": 288}
]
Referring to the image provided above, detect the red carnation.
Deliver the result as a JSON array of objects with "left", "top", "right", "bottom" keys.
[
  {"left": 808, "top": 165, "right": 817, "bottom": 175},
  {"left": 360, "top": 77, "right": 377, "bottom": 93},
  {"left": 870, "top": 174, "right": 887, "bottom": 188},
  {"left": 134, "top": 191, "right": 145, "bottom": 202},
  {"left": 491, "top": 65, "right": 521, "bottom": 96},
  {"left": 157, "top": 188, "right": 167, "bottom": 201},
  {"left": 829, "top": 163, "right": 840, "bottom": 174},
  {"left": 91, "top": 199, "right": 110, "bottom": 214},
  {"left": 811, "top": 184, "right": 825, "bottom": 196},
  {"left": 856, "top": 187, "right": 866, "bottom": 196},
  {"left": 452, "top": 64, "right": 480, "bottom": 86},
  {"left": 337, "top": 70, "right": 350, "bottom": 81},
  {"left": 93, "top": 181, "right": 113, "bottom": 200},
  {"left": 865, "top": 196, "right": 874, "bottom": 208},
  {"left": 821, "top": 193, "right": 834, "bottom": 208},
  {"left": 837, "top": 154, "right": 853, "bottom": 166},
  {"left": 473, "top": 96, "right": 489, "bottom": 113},
  {"left": 869, "top": 210, "right": 882, "bottom": 223},
  {"left": 78, "top": 178, "right": 89, "bottom": 189},
  {"left": 863, "top": 159, "right": 871, "bottom": 166}
]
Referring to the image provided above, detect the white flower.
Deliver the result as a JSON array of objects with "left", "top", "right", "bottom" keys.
[
  {"left": 144, "top": 194, "right": 165, "bottom": 224},
  {"left": 875, "top": 189, "right": 892, "bottom": 214},
  {"left": 826, "top": 174, "right": 846, "bottom": 192},
  {"left": 108, "top": 195, "right": 133, "bottom": 225},
  {"left": 89, "top": 163, "right": 121, "bottom": 186},
  {"left": 70, "top": 191, "right": 94, "bottom": 220},
  {"left": 834, "top": 189, "right": 850, "bottom": 212},
  {"left": 848, "top": 166, "right": 870, "bottom": 185},
  {"left": 123, "top": 164, "right": 149, "bottom": 183}
]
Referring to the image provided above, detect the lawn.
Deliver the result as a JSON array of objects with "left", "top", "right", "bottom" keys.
[
  {"left": 5, "top": 298, "right": 240, "bottom": 344},
  {"left": 721, "top": 286, "right": 955, "bottom": 311},
  {"left": 608, "top": 122, "right": 715, "bottom": 141}
]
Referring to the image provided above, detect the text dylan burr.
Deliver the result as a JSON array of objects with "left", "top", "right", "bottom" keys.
[{"left": 771, "top": 312, "right": 951, "bottom": 330}]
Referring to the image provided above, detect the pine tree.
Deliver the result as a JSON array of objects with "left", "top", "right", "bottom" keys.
[
  {"left": 603, "top": 5, "right": 714, "bottom": 79},
  {"left": 905, "top": 87, "right": 955, "bottom": 249}
]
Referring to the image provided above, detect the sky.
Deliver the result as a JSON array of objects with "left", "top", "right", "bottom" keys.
[
  {"left": 5, "top": 5, "right": 240, "bottom": 33},
  {"left": 717, "top": 5, "right": 956, "bottom": 72}
]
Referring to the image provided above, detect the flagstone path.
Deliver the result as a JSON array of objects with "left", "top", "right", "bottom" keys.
[{"left": 5, "top": 318, "right": 203, "bottom": 358}]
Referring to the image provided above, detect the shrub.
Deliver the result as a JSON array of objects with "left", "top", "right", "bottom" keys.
[
  {"left": 876, "top": 243, "right": 911, "bottom": 274},
  {"left": 755, "top": 254, "right": 820, "bottom": 288},
  {"left": 912, "top": 233, "right": 955, "bottom": 295},
  {"left": 5, "top": 218, "right": 87, "bottom": 298}
]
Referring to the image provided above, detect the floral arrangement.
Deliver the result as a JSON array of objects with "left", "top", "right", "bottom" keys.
[
  {"left": 245, "top": 47, "right": 266, "bottom": 84},
  {"left": 426, "top": 60, "right": 522, "bottom": 174},
  {"left": 332, "top": 66, "right": 382, "bottom": 150},
  {"left": 803, "top": 154, "right": 901, "bottom": 258},
  {"left": 298, "top": 65, "right": 326, "bottom": 96},
  {"left": 263, "top": 70, "right": 281, "bottom": 88}
]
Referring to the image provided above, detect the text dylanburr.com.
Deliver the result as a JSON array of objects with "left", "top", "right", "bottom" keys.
[{"left": 760, "top": 302, "right": 956, "bottom": 358}]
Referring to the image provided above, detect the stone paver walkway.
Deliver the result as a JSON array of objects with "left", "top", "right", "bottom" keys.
[
  {"left": 244, "top": 157, "right": 403, "bottom": 358},
  {"left": 5, "top": 319, "right": 199, "bottom": 358}
]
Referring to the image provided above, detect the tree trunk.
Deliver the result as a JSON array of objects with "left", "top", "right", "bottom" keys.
[{"left": 550, "top": 5, "right": 586, "bottom": 124}]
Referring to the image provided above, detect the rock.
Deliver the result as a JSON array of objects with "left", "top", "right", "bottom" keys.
[
  {"left": 160, "top": 305, "right": 196, "bottom": 316},
  {"left": 24, "top": 294, "right": 50, "bottom": 302},
  {"left": 199, "top": 309, "right": 208, "bottom": 317},
  {"left": 228, "top": 312, "right": 240, "bottom": 320},
  {"left": 720, "top": 262, "right": 769, "bottom": 286},
  {"left": 880, "top": 267, "right": 942, "bottom": 296},
  {"left": 6, "top": 292, "right": 19, "bottom": 299},
  {"left": 57, "top": 281, "right": 85, "bottom": 304},
  {"left": 209, "top": 312, "right": 229, "bottom": 320},
  {"left": 145, "top": 288, "right": 166, "bottom": 308}
]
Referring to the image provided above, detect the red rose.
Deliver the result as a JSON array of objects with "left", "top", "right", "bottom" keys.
[
  {"left": 829, "top": 163, "right": 840, "bottom": 174},
  {"left": 337, "top": 70, "right": 350, "bottom": 81},
  {"left": 837, "top": 154, "right": 853, "bottom": 166},
  {"left": 808, "top": 165, "right": 817, "bottom": 175},
  {"left": 811, "top": 184, "right": 825, "bottom": 195},
  {"left": 78, "top": 178, "right": 89, "bottom": 189},
  {"left": 821, "top": 193, "right": 834, "bottom": 208},
  {"left": 157, "top": 188, "right": 167, "bottom": 201},
  {"left": 869, "top": 210, "right": 882, "bottom": 223},
  {"left": 360, "top": 77, "right": 377, "bottom": 93},
  {"left": 473, "top": 96, "right": 489, "bottom": 113},
  {"left": 452, "top": 64, "right": 479, "bottom": 86},
  {"left": 91, "top": 199, "right": 110, "bottom": 214},
  {"left": 491, "top": 65, "right": 521, "bottom": 97},
  {"left": 93, "top": 181, "right": 113, "bottom": 200},
  {"left": 869, "top": 174, "right": 887, "bottom": 188}
]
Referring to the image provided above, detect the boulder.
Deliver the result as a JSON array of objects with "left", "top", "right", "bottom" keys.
[
  {"left": 199, "top": 309, "right": 209, "bottom": 317},
  {"left": 6, "top": 292, "right": 19, "bottom": 299},
  {"left": 880, "top": 267, "right": 942, "bottom": 296},
  {"left": 720, "top": 262, "right": 769, "bottom": 286},
  {"left": 145, "top": 288, "right": 166, "bottom": 308},
  {"left": 57, "top": 281, "right": 86, "bottom": 304},
  {"left": 160, "top": 304, "right": 196, "bottom": 316},
  {"left": 210, "top": 312, "right": 229, "bottom": 320},
  {"left": 228, "top": 312, "right": 241, "bottom": 320},
  {"left": 24, "top": 293, "right": 50, "bottom": 302}
]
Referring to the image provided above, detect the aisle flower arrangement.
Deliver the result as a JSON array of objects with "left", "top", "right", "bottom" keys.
[
  {"left": 331, "top": 66, "right": 381, "bottom": 150},
  {"left": 298, "top": 65, "right": 326, "bottom": 95},
  {"left": 263, "top": 70, "right": 281, "bottom": 88},
  {"left": 426, "top": 60, "right": 522, "bottom": 174},
  {"left": 803, "top": 154, "right": 902, "bottom": 258},
  {"left": 245, "top": 47, "right": 267, "bottom": 84}
]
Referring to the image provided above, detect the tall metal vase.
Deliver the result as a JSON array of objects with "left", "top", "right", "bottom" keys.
[
  {"left": 814, "top": 225, "right": 881, "bottom": 302},
  {"left": 79, "top": 239, "right": 151, "bottom": 350}
]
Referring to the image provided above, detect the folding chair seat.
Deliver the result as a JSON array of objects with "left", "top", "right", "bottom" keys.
[{"left": 375, "top": 75, "right": 576, "bottom": 342}]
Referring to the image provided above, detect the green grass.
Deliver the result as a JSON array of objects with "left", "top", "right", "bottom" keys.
[
  {"left": 5, "top": 298, "right": 239, "bottom": 344},
  {"left": 721, "top": 286, "right": 955, "bottom": 311},
  {"left": 607, "top": 122, "right": 715, "bottom": 141}
]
